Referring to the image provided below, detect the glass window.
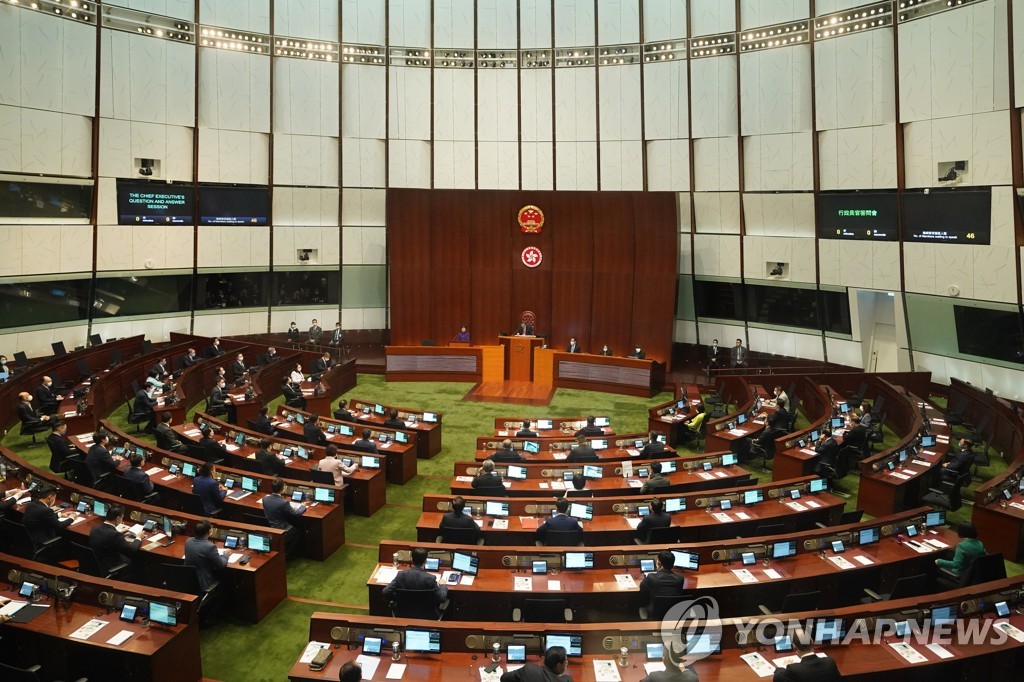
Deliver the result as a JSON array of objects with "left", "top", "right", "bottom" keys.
[
  {"left": 92, "top": 275, "right": 192, "bottom": 318},
  {"left": 0, "top": 180, "right": 92, "bottom": 220},
  {"left": 195, "top": 272, "right": 268, "bottom": 310},
  {"left": 744, "top": 284, "right": 820, "bottom": 330},
  {"left": 953, "top": 305, "right": 1024, "bottom": 363},
  {"left": 819, "top": 290, "right": 852, "bottom": 335},
  {"left": 0, "top": 278, "right": 92, "bottom": 329},
  {"left": 693, "top": 280, "right": 744, "bottom": 322},
  {"left": 272, "top": 271, "right": 338, "bottom": 306}
]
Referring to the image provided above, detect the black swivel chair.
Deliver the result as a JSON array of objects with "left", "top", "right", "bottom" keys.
[
  {"left": 938, "top": 552, "right": 1006, "bottom": 591},
  {"left": 124, "top": 398, "right": 148, "bottom": 433},
  {"left": 513, "top": 597, "right": 573, "bottom": 623},
  {"left": 243, "top": 512, "right": 271, "bottom": 528},
  {"left": 388, "top": 588, "right": 449, "bottom": 620},
  {"left": 0, "top": 661, "right": 87, "bottom": 682},
  {"left": 759, "top": 590, "right": 820, "bottom": 615},
  {"left": 862, "top": 573, "right": 930, "bottom": 603},
  {"left": 437, "top": 526, "right": 483, "bottom": 545},
  {"left": 0, "top": 518, "right": 64, "bottom": 562},
  {"left": 116, "top": 476, "right": 159, "bottom": 505},
  {"left": 639, "top": 594, "right": 691, "bottom": 621},
  {"left": 180, "top": 493, "right": 221, "bottom": 518},
  {"left": 310, "top": 469, "right": 335, "bottom": 486},
  {"left": 921, "top": 471, "right": 971, "bottom": 512},
  {"left": 635, "top": 526, "right": 681, "bottom": 545},
  {"left": 18, "top": 418, "right": 50, "bottom": 445},
  {"left": 71, "top": 540, "right": 130, "bottom": 580},
  {"left": 944, "top": 396, "right": 969, "bottom": 427},
  {"left": 537, "top": 529, "right": 584, "bottom": 547},
  {"left": 752, "top": 523, "right": 785, "bottom": 537},
  {"left": 163, "top": 563, "right": 221, "bottom": 623}
]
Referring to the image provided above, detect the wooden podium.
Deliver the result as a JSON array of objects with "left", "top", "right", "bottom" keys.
[{"left": 499, "top": 335, "right": 544, "bottom": 381}]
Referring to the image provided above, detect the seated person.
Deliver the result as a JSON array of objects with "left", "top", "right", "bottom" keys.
[
  {"left": 454, "top": 326, "right": 471, "bottom": 343},
  {"left": 636, "top": 498, "right": 672, "bottom": 543},
  {"left": 251, "top": 405, "right": 276, "bottom": 436},
  {"left": 773, "top": 627, "right": 840, "bottom": 682},
  {"left": 46, "top": 420, "right": 74, "bottom": 474},
  {"left": 288, "top": 363, "right": 305, "bottom": 385},
  {"left": 228, "top": 353, "right": 247, "bottom": 382},
  {"left": 258, "top": 346, "right": 279, "bottom": 366},
  {"left": 640, "top": 461, "right": 671, "bottom": 494},
  {"left": 771, "top": 385, "right": 789, "bottom": 406},
  {"left": 515, "top": 420, "right": 538, "bottom": 437},
  {"left": 754, "top": 398, "right": 790, "bottom": 449},
  {"left": 192, "top": 463, "right": 226, "bottom": 515},
  {"left": 352, "top": 428, "right": 379, "bottom": 453},
  {"left": 198, "top": 424, "right": 228, "bottom": 464},
  {"left": 471, "top": 459, "right": 505, "bottom": 492},
  {"left": 491, "top": 439, "right": 524, "bottom": 463},
  {"left": 181, "top": 348, "right": 200, "bottom": 368},
  {"left": 383, "top": 409, "right": 405, "bottom": 430},
  {"left": 86, "top": 432, "right": 119, "bottom": 482},
  {"left": 942, "top": 438, "right": 975, "bottom": 482},
  {"left": 255, "top": 438, "right": 286, "bottom": 476},
  {"left": 628, "top": 345, "right": 645, "bottom": 359},
  {"left": 842, "top": 415, "right": 869, "bottom": 458},
  {"left": 88, "top": 504, "right": 141, "bottom": 575},
  {"left": 684, "top": 406, "right": 707, "bottom": 441},
  {"left": 599, "top": 345, "right": 613, "bottom": 356},
  {"left": 333, "top": 399, "right": 357, "bottom": 422},
  {"left": 303, "top": 414, "right": 328, "bottom": 446},
  {"left": 22, "top": 485, "right": 73, "bottom": 547},
  {"left": 563, "top": 473, "right": 592, "bottom": 498},
  {"left": 440, "top": 496, "right": 478, "bottom": 531},
  {"left": 500, "top": 647, "right": 570, "bottom": 682},
  {"left": 857, "top": 402, "right": 874, "bottom": 429},
  {"left": 262, "top": 477, "right": 307, "bottom": 557},
  {"left": 317, "top": 444, "right": 359, "bottom": 485},
  {"left": 16, "top": 391, "right": 51, "bottom": 428},
  {"left": 154, "top": 411, "right": 188, "bottom": 454},
  {"left": 206, "top": 338, "right": 224, "bottom": 358},
  {"left": 935, "top": 523, "right": 986, "bottom": 584},
  {"left": 637, "top": 431, "right": 667, "bottom": 459},
  {"left": 133, "top": 384, "right": 159, "bottom": 429},
  {"left": 640, "top": 647, "right": 698, "bottom": 682},
  {"left": 812, "top": 429, "right": 839, "bottom": 478},
  {"left": 575, "top": 416, "right": 604, "bottom": 437},
  {"left": 382, "top": 547, "right": 448, "bottom": 606},
  {"left": 638, "top": 550, "right": 686, "bottom": 614},
  {"left": 208, "top": 378, "right": 231, "bottom": 417},
  {"left": 535, "top": 497, "right": 582, "bottom": 544},
  {"left": 566, "top": 337, "right": 581, "bottom": 353},
  {"left": 0, "top": 354, "right": 13, "bottom": 382},
  {"left": 566, "top": 434, "right": 599, "bottom": 463},
  {"left": 123, "top": 453, "right": 158, "bottom": 502},
  {"left": 282, "top": 376, "right": 308, "bottom": 410},
  {"left": 286, "top": 322, "right": 300, "bottom": 342},
  {"left": 514, "top": 320, "right": 534, "bottom": 336},
  {"left": 310, "top": 352, "right": 332, "bottom": 380},
  {"left": 185, "top": 520, "right": 228, "bottom": 591},
  {"left": 33, "top": 376, "right": 63, "bottom": 415}
]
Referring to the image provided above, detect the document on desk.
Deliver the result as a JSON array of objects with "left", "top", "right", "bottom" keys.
[
  {"left": 805, "top": 499, "right": 821, "bottom": 508},
  {"left": 592, "top": 660, "right": 621, "bottom": 682},
  {"left": 625, "top": 517, "right": 641, "bottom": 529},
  {"left": 160, "top": 474, "right": 178, "bottom": 481},
  {"left": 479, "top": 666, "right": 503, "bottom": 682},
  {"left": 697, "top": 472, "right": 713, "bottom": 480},
  {"left": 0, "top": 600, "right": 27, "bottom": 618},
  {"left": 712, "top": 513, "right": 732, "bottom": 523},
  {"left": 621, "top": 462, "right": 633, "bottom": 477},
  {"left": 550, "top": 480, "right": 566, "bottom": 490},
  {"left": 787, "top": 501, "right": 807, "bottom": 512},
  {"left": 626, "top": 449, "right": 640, "bottom": 457},
  {"left": 827, "top": 555, "right": 855, "bottom": 570},
  {"left": 374, "top": 566, "right": 399, "bottom": 584},
  {"left": 385, "top": 663, "right": 406, "bottom": 679},
  {"left": 455, "top": 476, "right": 473, "bottom": 482},
  {"left": 70, "top": 516, "right": 87, "bottom": 526},
  {"left": 146, "top": 466, "right": 163, "bottom": 476},
  {"left": 740, "top": 652, "right": 776, "bottom": 677},
  {"left": 461, "top": 575, "right": 475, "bottom": 586},
  {"left": 889, "top": 472, "right": 910, "bottom": 480},
  {"left": 924, "top": 538, "right": 949, "bottom": 549},
  {"left": 735, "top": 511, "right": 750, "bottom": 520},
  {"left": 614, "top": 574, "right": 637, "bottom": 589},
  {"left": 627, "top": 479, "right": 644, "bottom": 488},
  {"left": 106, "top": 630, "right": 134, "bottom": 646},
  {"left": 731, "top": 569, "right": 758, "bottom": 584},
  {"left": 69, "top": 619, "right": 108, "bottom": 640},
  {"left": 925, "top": 643, "right": 954, "bottom": 659},
  {"left": 225, "top": 443, "right": 239, "bottom": 452},
  {"left": 713, "top": 470, "right": 729, "bottom": 478},
  {"left": 1010, "top": 502, "right": 1024, "bottom": 511},
  {"left": 497, "top": 430, "right": 509, "bottom": 437},
  {"left": 519, "top": 517, "right": 540, "bottom": 530},
  {"left": 547, "top": 580, "right": 561, "bottom": 591},
  {"left": 729, "top": 428, "right": 747, "bottom": 436},
  {"left": 904, "top": 541, "right": 934, "bottom": 554},
  {"left": 852, "top": 554, "right": 874, "bottom": 566},
  {"left": 356, "top": 654, "right": 381, "bottom": 679},
  {"left": 763, "top": 569, "right": 782, "bottom": 580},
  {"left": 538, "top": 482, "right": 550, "bottom": 489},
  {"left": 552, "top": 453, "right": 567, "bottom": 460},
  {"left": 184, "top": 429, "right": 202, "bottom": 438},
  {"left": 492, "top": 519, "right": 509, "bottom": 529},
  {"left": 299, "top": 641, "right": 329, "bottom": 664},
  {"left": 995, "top": 621, "right": 1024, "bottom": 642},
  {"left": 888, "top": 642, "right": 927, "bottom": 664},
  {"left": 643, "top": 662, "right": 667, "bottom": 674},
  {"left": 227, "top": 553, "right": 244, "bottom": 564},
  {"left": 514, "top": 577, "right": 532, "bottom": 591}
]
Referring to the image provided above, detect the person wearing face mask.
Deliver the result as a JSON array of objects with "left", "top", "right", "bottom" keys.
[
  {"left": 287, "top": 321, "right": 300, "bottom": 342},
  {"left": 181, "top": 348, "right": 199, "bottom": 368},
  {"left": 16, "top": 391, "right": 50, "bottom": 429},
  {"left": 33, "top": 376, "right": 64, "bottom": 415},
  {"left": 0, "top": 355, "right": 12, "bottom": 383}
]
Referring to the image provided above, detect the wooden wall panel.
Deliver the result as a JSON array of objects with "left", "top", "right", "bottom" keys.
[{"left": 388, "top": 189, "right": 677, "bottom": 367}]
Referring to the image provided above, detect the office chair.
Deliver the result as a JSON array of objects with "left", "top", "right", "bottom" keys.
[
  {"left": 750, "top": 437, "right": 777, "bottom": 472},
  {"left": 70, "top": 541, "right": 130, "bottom": 580},
  {"left": 704, "top": 383, "right": 729, "bottom": 418},
  {"left": 862, "top": 573, "right": 930, "bottom": 603},
  {"left": 64, "top": 457, "right": 95, "bottom": 487},
  {"left": 162, "top": 563, "right": 221, "bottom": 622},
  {"left": 513, "top": 597, "right": 573, "bottom": 623},
  {"left": 0, "top": 661, "right": 87, "bottom": 682},
  {"left": 958, "top": 413, "right": 991, "bottom": 444},
  {"left": 310, "top": 469, "right": 335, "bottom": 486},
  {"left": 130, "top": 380, "right": 141, "bottom": 396},
  {"left": 0, "top": 519, "right": 64, "bottom": 562},
  {"left": 388, "top": 588, "right": 449, "bottom": 620},
  {"left": 537, "top": 529, "right": 584, "bottom": 547},
  {"left": 938, "top": 552, "right": 1006, "bottom": 591},
  {"left": 115, "top": 476, "right": 159, "bottom": 505},
  {"left": 639, "top": 594, "right": 691, "bottom": 622},
  {"left": 243, "top": 512, "right": 271, "bottom": 528},
  {"left": 944, "top": 396, "right": 969, "bottom": 427},
  {"left": 920, "top": 471, "right": 971, "bottom": 512},
  {"left": 848, "top": 382, "right": 868, "bottom": 406},
  {"left": 840, "top": 509, "right": 864, "bottom": 524},
  {"left": 752, "top": 523, "right": 785, "bottom": 537},
  {"left": 18, "top": 419, "right": 50, "bottom": 445},
  {"left": 437, "top": 526, "right": 483, "bottom": 545},
  {"left": 124, "top": 398, "right": 148, "bottom": 433},
  {"left": 180, "top": 493, "right": 221, "bottom": 518},
  {"left": 759, "top": 590, "right": 820, "bottom": 616},
  {"left": 634, "top": 525, "right": 680, "bottom": 546},
  {"left": 47, "top": 442, "right": 76, "bottom": 477}
]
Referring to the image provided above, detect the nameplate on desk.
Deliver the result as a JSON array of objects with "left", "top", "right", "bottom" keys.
[
  {"left": 787, "top": 501, "right": 807, "bottom": 511},
  {"left": 63, "top": 411, "right": 77, "bottom": 418},
  {"left": 697, "top": 472, "right": 713, "bottom": 480},
  {"left": 497, "top": 430, "right": 509, "bottom": 437}
]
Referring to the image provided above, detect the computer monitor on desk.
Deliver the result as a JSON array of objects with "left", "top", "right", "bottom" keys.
[
  {"left": 537, "top": 419, "right": 553, "bottom": 430},
  {"left": 149, "top": 601, "right": 177, "bottom": 627}
]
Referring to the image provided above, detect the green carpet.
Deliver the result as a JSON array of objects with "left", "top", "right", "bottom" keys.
[{"left": 3, "top": 377, "right": 1021, "bottom": 681}]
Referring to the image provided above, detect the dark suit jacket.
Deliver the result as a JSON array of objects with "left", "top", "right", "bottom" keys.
[
  {"left": 199, "top": 435, "right": 228, "bottom": 463},
  {"left": 134, "top": 388, "right": 157, "bottom": 416},
  {"left": 263, "top": 493, "right": 305, "bottom": 531},
  {"left": 258, "top": 351, "right": 278, "bottom": 366},
  {"left": 303, "top": 423, "right": 328, "bottom": 446},
  {"left": 206, "top": 343, "right": 223, "bottom": 358},
  {"left": 842, "top": 424, "right": 868, "bottom": 452},
  {"left": 440, "top": 511, "right": 478, "bottom": 530},
  {"left": 575, "top": 425, "right": 604, "bottom": 437},
  {"left": 185, "top": 536, "right": 228, "bottom": 590},
  {"left": 815, "top": 437, "right": 840, "bottom": 468},
  {"left": 330, "top": 328, "right": 344, "bottom": 344},
  {"left": 149, "top": 362, "right": 169, "bottom": 377},
  {"left": 515, "top": 428, "right": 538, "bottom": 437},
  {"left": 17, "top": 402, "right": 42, "bottom": 426},
  {"left": 333, "top": 408, "right": 357, "bottom": 422},
  {"left": 382, "top": 566, "right": 448, "bottom": 604},
  {"left": 282, "top": 383, "right": 304, "bottom": 406},
  {"left": 767, "top": 407, "right": 790, "bottom": 431},
  {"left": 629, "top": 350, "right": 646, "bottom": 359},
  {"left": 471, "top": 472, "right": 505, "bottom": 491},
  {"left": 515, "top": 323, "right": 534, "bottom": 335},
  {"left": 491, "top": 448, "right": 525, "bottom": 463},
  {"left": 945, "top": 447, "right": 975, "bottom": 477},
  {"left": 638, "top": 442, "right": 666, "bottom": 459},
  {"left": 773, "top": 654, "right": 841, "bottom": 681},
  {"left": 46, "top": 432, "right": 74, "bottom": 473},
  {"left": 23, "top": 499, "right": 72, "bottom": 545},
  {"left": 310, "top": 357, "right": 330, "bottom": 376},
  {"left": 124, "top": 466, "right": 154, "bottom": 496},
  {"left": 383, "top": 417, "right": 405, "bottom": 429},
  {"left": 599, "top": 348, "right": 613, "bottom": 356},
  {"left": 181, "top": 353, "right": 199, "bottom": 368},
  {"left": 252, "top": 415, "right": 275, "bottom": 435},
  {"left": 640, "top": 474, "right": 671, "bottom": 494},
  {"left": 731, "top": 344, "right": 747, "bottom": 365},
  {"left": 536, "top": 513, "right": 582, "bottom": 542},
  {"left": 500, "top": 663, "right": 571, "bottom": 682},
  {"left": 636, "top": 511, "right": 672, "bottom": 540},
  {"left": 192, "top": 475, "right": 225, "bottom": 514},
  {"left": 308, "top": 325, "right": 322, "bottom": 342},
  {"left": 566, "top": 446, "right": 598, "bottom": 463},
  {"left": 707, "top": 344, "right": 720, "bottom": 362},
  {"left": 352, "top": 438, "right": 378, "bottom": 453},
  {"left": 639, "top": 569, "right": 686, "bottom": 608},
  {"left": 89, "top": 522, "right": 140, "bottom": 572},
  {"left": 229, "top": 360, "right": 246, "bottom": 381},
  {"left": 33, "top": 384, "right": 58, "bottom": 409},
  {"left": 566, "top": 342, "right": 581, "bottom": 353},
  {"left": 255, "top": 449, "right": 286, "bottom": 476},
  {"left": 86, "top": 444, "right": 118, "bottom": 481},
  {"left": 154, "top": 422, "right": 185, "bottom": 450}
]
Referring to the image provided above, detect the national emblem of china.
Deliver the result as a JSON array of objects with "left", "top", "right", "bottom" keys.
[{"left": 518, "top": 205, "right": 544, "bottom": 233}]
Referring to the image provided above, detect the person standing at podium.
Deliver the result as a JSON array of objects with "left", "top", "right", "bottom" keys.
[{"left": 515, "top": 319, "right": 535, "bottom": 336}]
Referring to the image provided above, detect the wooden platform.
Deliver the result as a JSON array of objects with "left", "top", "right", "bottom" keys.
[{"left": 463, "top": 381, "right": 555, "bottom": 406}]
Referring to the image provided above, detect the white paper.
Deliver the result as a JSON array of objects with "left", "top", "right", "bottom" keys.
[
  {"left": 227, "top": 553, "right": 244, "bottom": 564},
  {"left": 385, "top": 663, "right": 406, "bottom": 679},
  {"left": 735, "top": 512, "right": 751, "bottom": 520},
  {"left": 70, "top": 516, "right": 87, "bottom": 526},
  {"left": 621, "top": 462, "right": 633, "bottom": 478},
  {"left": 375, "top": 566, "right": 399, "bottom": 584},
  {"left": 828, "top": 556, "right": 855, "bottom": 570},
  {"left": 145, "top": 467, "right": 163, "bottom": 476},
  {"left": 69, "top": 619, "right": 108, "bottom": 640},
  {"left": 852, "top": 555, "right": 874, "bottom": 566},
  {"left": 889, "top": 472, "right": 910, "bottom": 480},
  {"left": 889, "top": 642, "right": 927, "bottom": 664},
  {"left": 160, "top": 474, "right": 178, "bottom": 481},
  {"left": 712, "top": 513, "right": 732, "bottom": 523},
  {"left": 455, "top": 476, "right": 473, "bottom": 482},
  {"left": 0, "top": 600, "right": 28, "bottom": 617},
  {"left": 461, "top": 575, "right": 475, "bottom": 586},
  {"left": 740, "top": 652, "right": 776, "bottom": 677},
  {"left": 763, "top": 569, "right": 782, "bottom": 580},
  {"left": 729, "top": 429, "right": 747, "bottom": 436},
  {"left": 614, "top": 574, "right": 637, "bottom": 589},
  {"left": 627, "top": 479, "right": 644, "bottom": 488},
  {"left": 713, "top": 470, "right": 728, "bottom": 478},
  {"left": 106, "top": 629, "right": 134, "bottom": 646},
  {"left": 696, "top": 472, "right": 713, "bottom": 480},
  {"left": 514, "top": 577, "right": 532, "bottom": 591},
  {"left": 625, "top": 517, "right": 642, "bottom": 529},
  {"left": 924, "top": 539, "right": 949, "bottom": 549},
  {"left": 643, "top": 662, "right": 667, "bottom": 674},
  {"left": 547, "top": 580, "right": 561, "bottom": 591},
  {"left": 787, "top": 502, "right": 808, "bottom": 512},
  {"left": 550, "top": 480, "right": 566, "bottom": 490},
  {"left": 996, "top": 621, "right": 1024, "bottom": 642},
  {"left": 732, "top": 568, "right": 758, "bottom": 584},
  {"left": 356, "top": 654, "right": 381, "bottom": 679},
  {"left": 592, "top": 659, "right": 622, "bottom": 682},
  {"left": 805, "top": 500, "right": 821, "bottom": 508},
  {"left": 538, "top": 482, "right": 550, "bottom": 489},
  {"left": 492, "top": 519, "right": 509, "bottom": 530},
  {"left": 905, "top": 541, "right": 934, "bottom": 554},
  {"left": 479, "top": 666, "right": 503, "bottom": 682},
  {"left": 925, "top": 643, "right": 954, "bottom": 659}
]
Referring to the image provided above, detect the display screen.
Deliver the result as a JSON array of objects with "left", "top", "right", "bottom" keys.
[
  {"left": 665, "top": 498, "right": 685, "bottom": 513},
  {"left": 564, "top": 552, "right": 594, "bottom": 570},
  {"left": 314, "top": 487, "right": 334, "bottom": 503},
  {"left": 404, "top": 629, "right": 441, "bottom": 653},
  {"left": 363, "top": 637, "right": 382, "bottom": 655},
  {"left": 671, "top": 550, "right": 699, "bottom": 571},
  {"left": 743, "top": 489, "right": 763, "bottom": 505},
  {"left": 568, "top": 502, "right": 593, "bottom": 520},
  {"left": 772, "top": 540, "right": 797, "bottom": 559},
  {"left": 953, "top": 305, "right": 1024, "bottom": 363},
  {"left": 523, "top": 441, "right": 540, "bottom": 454},
  {"left": 931, "top": 604, "right": 958, "bottom": 626},
  {"left": 506, "top": 465, "right": 527, "bottom": 480},
  {"left": 925, "top": 510, "right": 946, "bottom": 527},
  {"left": 537, "top": 419, "right": 553, "bottom": 430},
  {"left": 545, "top": 634, "right": 582, "bottom": 657},
  {"left": 117, "top": 180, "right": 194, "bottom": 225},
  {"left": 582, "top": 465, "right": 602, "bottom": 479},
  {"left": 197, "top": 184, "right": 268, "bottom": 225},
  {"left": 149, "top": 602, "right": 177, "bottom": 627},
  {"left": 0, "top": 180, "right": 93, "bottom": 220},
  {"left": 903, "top": 189, "right": 991, "bottom": 244},
  {"left": 722, "top": 454, "right": 737, "bottom": 466},
  {"left": 451, "top": 552, "right": 478, "bottom": 575},
  {"left": 247, "top": 533, "right": 270, "bottom": 552},
  {"left": 817, "top": 192, "right": 899, "bottom": 241},
  {"left": 858, "top": 527, "right": 880, "bottom": 546},
  {"left": 814, "top": 618, "right": 846, "bottom": 644},
  {"left": 485, "top": 501, "right": 509, "bottom": 517}
]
